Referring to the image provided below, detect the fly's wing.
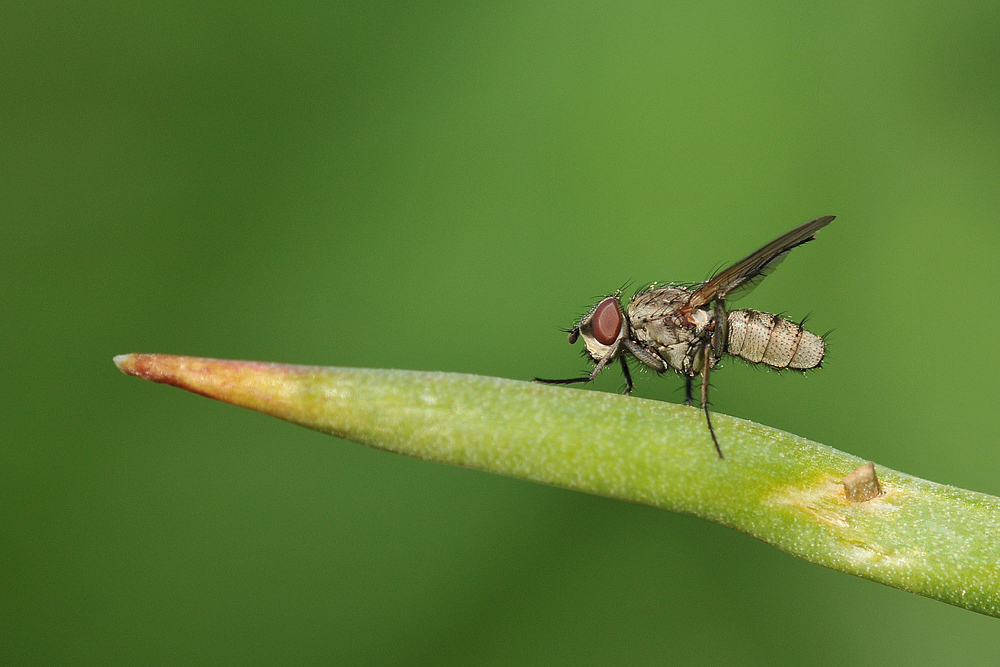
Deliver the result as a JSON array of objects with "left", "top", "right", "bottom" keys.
[{"left": 686, "top": 215, "right": 835, "bottom": 308}]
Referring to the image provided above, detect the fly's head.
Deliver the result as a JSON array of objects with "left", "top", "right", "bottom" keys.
[{"left": 568, "top": 295, "right": 629, "bottom": 361}]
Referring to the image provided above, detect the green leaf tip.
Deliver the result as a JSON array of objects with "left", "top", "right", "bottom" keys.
[{"left": 115, "top": 353, "right": 1000, "bottom": 618}]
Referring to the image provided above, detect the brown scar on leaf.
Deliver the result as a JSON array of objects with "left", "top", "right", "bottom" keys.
[
  {"left": 768, "top": 466, "right": 892, "bottom": 528},
  {"left": 766, "top": 475, "right": 847, "bottom": 526},
  {"left": 844, "top": 461, "right": 883, "bottom": 503}
]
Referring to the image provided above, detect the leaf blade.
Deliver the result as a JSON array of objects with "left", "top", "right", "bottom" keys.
[{"left": 114, "top": 353, "right": 1000, "bottom": 618}]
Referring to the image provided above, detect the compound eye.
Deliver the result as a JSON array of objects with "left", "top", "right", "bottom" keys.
[{"left": 591, "top": 297, "right": 623, "bottom": 346}]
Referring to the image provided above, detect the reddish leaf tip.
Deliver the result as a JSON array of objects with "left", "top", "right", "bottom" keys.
[{"left": 113, "top": 353, "right": 169, "bottom": 383}]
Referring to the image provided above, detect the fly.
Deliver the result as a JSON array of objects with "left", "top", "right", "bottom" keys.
[{"left": 535, "top": 215, "right": 835, "bottom": 458}]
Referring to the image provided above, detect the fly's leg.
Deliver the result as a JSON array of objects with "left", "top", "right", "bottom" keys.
[
  {"left": 712, "top": 298, "right": 728, "bottom": 357},
  {"left": 700, "top": 345, "right": 723, "bottom": 459},
  {"left": 533, "top": 376, "right": 592, "bottom": 386},
  {"left": 622, "top": 339, "right": 665, "bottom": 373},
  {"left": 619, "top": 357, "right": 634, "bottom": 395},
  {"left": 535, "top": 351, "right": 615, "bottom": 387},
  {"left": 685, "top": 376, "right": 694, "bottom": 406}
]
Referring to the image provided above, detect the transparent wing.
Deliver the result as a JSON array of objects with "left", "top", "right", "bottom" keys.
[{"left": 687, "top": 215, "right": 835, "bottom": 308}]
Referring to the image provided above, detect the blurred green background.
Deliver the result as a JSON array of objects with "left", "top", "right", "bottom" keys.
[{"left": 4, "top": 1, "right": 1000, "bottom": 663}]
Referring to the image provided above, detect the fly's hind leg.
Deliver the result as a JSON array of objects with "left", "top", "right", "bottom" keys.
[
  {"left": 712, "top": 297, "right": 728, "bottom": 358},
  {"left": 700, "top": 346, "right": 723, "bottom": 459}
]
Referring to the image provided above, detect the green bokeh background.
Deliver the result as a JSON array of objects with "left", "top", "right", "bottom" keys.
[{"left": 5, "top": 2, "right": 1000, "bottom": 663}]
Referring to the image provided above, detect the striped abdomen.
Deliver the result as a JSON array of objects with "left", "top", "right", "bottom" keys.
[{"left": 725, "top": 309, "right": 824, "bottom": 370}]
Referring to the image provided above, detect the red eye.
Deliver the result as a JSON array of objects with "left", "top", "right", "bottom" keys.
[{"left": 591, "top": 297, "right": 622, "bottom": 345}]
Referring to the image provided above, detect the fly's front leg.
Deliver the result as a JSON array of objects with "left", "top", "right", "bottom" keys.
[
  {"left": 700, "top": 344, "right": 723, "bottom": 459},
  {"left": 534, "top": 345, "right": 617, "bottom": 387},
  {"left": 685, "top": 376, "right": 694, "bottom": 406}
]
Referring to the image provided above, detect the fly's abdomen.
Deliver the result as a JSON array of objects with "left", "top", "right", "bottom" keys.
[{"left": 725, "top": 309, "right": 824, "bottom": 370}]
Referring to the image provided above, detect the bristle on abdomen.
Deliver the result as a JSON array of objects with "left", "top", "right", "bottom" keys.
[{"left": 726, "top": 309, "right": 824, "bottom": 370}]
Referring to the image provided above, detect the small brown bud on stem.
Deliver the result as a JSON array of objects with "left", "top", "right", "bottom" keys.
[{"left": 844, "top": 462, "right": 882, "bottom": 502}]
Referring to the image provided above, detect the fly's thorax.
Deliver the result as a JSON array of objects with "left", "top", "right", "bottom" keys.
[
  {"left": 574, "top": 295, "right": 628, "bottom": 361},
  {"left": 626, "top": 285, "right": 693, "bottom": 320},
  {"left": 626, "top": 285, "right": 713, "bottom": 375},
  {"left": 725, "top": 309, "right": 825, "bottom": 370}
]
